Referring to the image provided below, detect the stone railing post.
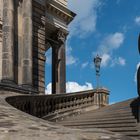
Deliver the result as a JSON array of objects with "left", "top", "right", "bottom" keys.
[
  {"left": 1, "top": 0, "right": 15, "bottom": 83},
  {"left": 21, "top": 0, "right": 33, "bottom": 88}
]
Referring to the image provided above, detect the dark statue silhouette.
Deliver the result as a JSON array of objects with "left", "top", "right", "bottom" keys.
[{"left": 137, "top": 34, "right": 140, "bottom": 96}]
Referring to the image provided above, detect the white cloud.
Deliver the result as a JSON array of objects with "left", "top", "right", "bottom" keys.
[
  {"left": 101, "top": 54, "right": 111, "bottom": 67},
  {"left": 94, "top": 32, "right": 125, "bottom": 67},
  {"left": 118, "top": 57, "right": 126, "bottom": 66},
  {"left": 66, "top": 45, "right": 77, "bottom": 65},
  {"left": 135, "top": 16, "right": 140, "bottom": 26},
  {"left": 98, "top": 32, "right": 124, "bottom": 55},
  {"left": 134, "top": 62, "right": 140, "bottom": 82},
  {"left": 81, "top": 62, "right": 89, "bottom": 68},
  {"left": 45, "top": 83, "right": 52, "bottom": 95},
  {"left": 66, "top": 82, "right": 93, "bottom": 93},
  {"left": 111, "top": 57, "right": 126, "bottom": 67},
  {"left": 68, "top": 0, "right": 102, "bottom": 37},
  {"left": 45, "top": 82, "right": 93, "bottom": 94}
]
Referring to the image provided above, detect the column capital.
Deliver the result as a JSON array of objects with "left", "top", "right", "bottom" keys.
[{"left": 57, "top": 29, "right": 68, "bottom": 44}]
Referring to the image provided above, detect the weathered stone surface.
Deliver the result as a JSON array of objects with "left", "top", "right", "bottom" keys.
[
  {"left": 0, "top": 91, "right": 135, "bottom": 140},
  {"left": 21, "top": 0, "right": 33, "bottom": 87},
  {"left": 55, "top": 98, "right": 140, "bottom": 139},
  {"left": 0, "top": 0, "right": 3, "bottom": 20},
  {"left": 52, "top": 30, "right": 67, "bottom": 94},
  {"left": 1, "top": 0, "right": 14, "bottom": 82},
  {"left": 0, "top": 23, "right": 2, "bottom": 81},
  {"left": 0, "top": 0, "right": 75, "bottom": 94},
  {"left": 32, "top": 0, "right": 46, "bottom": 93}
]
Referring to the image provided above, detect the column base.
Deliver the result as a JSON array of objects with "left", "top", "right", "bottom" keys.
[
  {"left": 1, "top": 79, "right": 16, "bottom": 85},
  {"left": 20, "top": 84, "right": 33, "bottom": 90},
  {"left": 0, "top": 82, "right": 38, "bottom": 94}
]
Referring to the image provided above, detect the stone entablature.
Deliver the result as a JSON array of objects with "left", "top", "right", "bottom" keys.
[
  {"left": 46, "top": 0, "right": 75, "bottom": 32},
  {"left": 54, "top": 0, "right": 67, "bottom": 7}
]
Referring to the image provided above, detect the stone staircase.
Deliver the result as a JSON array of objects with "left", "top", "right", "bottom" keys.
[{"left": 51, "top": 98, "right": 140, "bottom": 139}]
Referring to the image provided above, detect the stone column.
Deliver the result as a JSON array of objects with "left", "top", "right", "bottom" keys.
[
  {"left": 52, "top": 46, "right": 58, "bottom": 94},
  {"left": 21, "top": 0, "right": 33, "bottom": 88},
  {"left": 1, "top": 0, "right": 15, "bottom": 83},
  {"left": 52, "top": 30, "right": 66, "bottom": 94}
]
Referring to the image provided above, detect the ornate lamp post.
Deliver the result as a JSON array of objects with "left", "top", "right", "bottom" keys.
[
  {"left": 94, "top": 54, "right": 102, "bottom": 108},
  {"left": 94, "top": 55, "right": 102, "bottom": 88}
]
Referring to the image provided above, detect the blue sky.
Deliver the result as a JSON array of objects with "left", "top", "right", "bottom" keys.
[{"left": 46, "top": 0, "right": 140, "bottom": 104}]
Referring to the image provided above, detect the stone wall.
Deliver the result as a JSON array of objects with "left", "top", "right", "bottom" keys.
[
  {"left": 0, "top": 22, "right": 2, "bottom": 81},
  {"left": 0, "top": 0, "right": 2, "bottom": 82},
  {"left": 33, "top": 0, "right": 46, "bottom": 94},
  {"left": 0, "top": 0, "right": 3, "bottom": 20}
]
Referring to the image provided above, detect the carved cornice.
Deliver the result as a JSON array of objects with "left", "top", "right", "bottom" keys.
[
  {"left": 46, "top": 1, "right": 76, "bottom": 25},
  {"left": 53, "top": 0, "right": 67, "bottom": 7}
]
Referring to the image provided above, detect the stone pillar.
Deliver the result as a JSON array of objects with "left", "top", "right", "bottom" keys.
[
  {"left": 17, "top": 1, "right": 23, "bottom": 85},
  {"left": 52, "top": 30, "right": 66, "bottom": 94},
  {"left": 52, "top": 46, "right": 58, "bottom": 94},
  {"left": 21, "top": 0, "right": 33, "bottom": 88},
  {"left": 0, "top": 28, "right": 2, "bottom": 81},
  {"left": 0, "top": 0, "right": 3, "bottom": 20},
  {"left": 58, "top": 41, "right": 66, "bottom": 93},
  {"left": 1, "top": 0, "right": 15, "bottom": 83}
]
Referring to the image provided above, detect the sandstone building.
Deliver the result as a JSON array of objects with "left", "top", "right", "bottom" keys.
[
  {"left": 0, "top": 1, "right": 139, "bottom": 140},
  {"left": 0, "top": 0, "right": 75, "bottom": 94}
]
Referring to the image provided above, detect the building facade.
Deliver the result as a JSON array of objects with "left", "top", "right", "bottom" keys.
[{"left": 0, "top": 0, "right": 75, "bottom": 94}]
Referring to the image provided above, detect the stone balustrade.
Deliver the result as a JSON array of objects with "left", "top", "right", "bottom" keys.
[{"left": 6, "top": 89, "right": 109, "bottom": 119}]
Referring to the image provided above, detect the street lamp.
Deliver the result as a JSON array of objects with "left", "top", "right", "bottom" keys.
[
  {"left": 94, "top": 54, "right": 102, "bottom": 108},
  {"left": 94, "top": 54, "right": 102, "bottom": 88}
]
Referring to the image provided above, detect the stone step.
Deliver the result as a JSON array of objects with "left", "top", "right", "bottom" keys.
[
  {"left": 79, "top": 108, "right": 132, "bottom": 116},
  {"left": 106, "top": 127, "right": 139, "bottom": 132},
  {"left": 57, "top": 116, "right": 135, "bottom": 124},
  {"left": 45, "top": 103, "right": 97, "bottom": 121},
  {"left": 67, "top": 126, "right": 139, "bottom": 136},
  {"left": 106, "top": 99, "right": 135, "bottom": 108},
  {"left": 60, "top": 119, "right": 137, "bottom": 126},
  {"left": 93, "top": 107, "right": 132, "bottom": 114},
  {"left": 120, "top": 131, "right": 140, "bottom": 137},
  {"left": 88, "top": 99, "right": 134, "bottom": 113},
  {"left": 61, "top": 112, "right": 133, "bottom": 122},
  {"left": 65, "top": 123, "right": 137, "bottom": 129}
]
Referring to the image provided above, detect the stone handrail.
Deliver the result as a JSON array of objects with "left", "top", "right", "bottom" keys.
[{"left": 6, "top": 89, "right": 109, "bottom": 119}]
